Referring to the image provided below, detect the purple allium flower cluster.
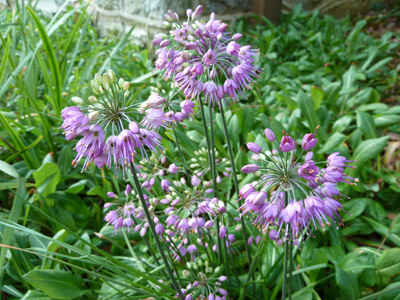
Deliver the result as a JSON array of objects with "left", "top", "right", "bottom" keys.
[
  {"left": 181, "top": 258, "right": 228, "bottom": 300},
  {"left": 60, "top": 70, "right": 163, "bottom": 176},
  {"left": 104, "top": 184, "right": 155, "bottom": 235},
  {"left": 190, "top": 147, "right": 231, "bottom": 183},
  {"left": 159, "top": 175, "right": 227, "bottom": 260},
  {"left": 153, "top": 6, "right": 260, "bottom": 107},
  {"left": 136, "top": 153, "right": 170, "bottom": 192},
  {"left": 238, "top": 127, "right": 358, "bottom": 244}
]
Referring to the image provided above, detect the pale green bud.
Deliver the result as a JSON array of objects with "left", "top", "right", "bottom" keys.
[
  {"left": 88, "top": 96, "right": 98, "bottom": 103},
  {"left": 157, "top": 82, "right": 162, "bottom": 90},
  {"left": 182, "top": 270, "right": 191, "bottom": 278},
  {"left": 95, "top": 73, "right": 104, "bottom": 85},
  {"left": 214, "top": 266, "right": 220, "bottom": 273},
  {"left": 89, "top": 111, "right": 99, "bottom": 121},
  {"left": 118, "top": 78, "right": 124, "bottom": 89},
  {"left": 124, "top": 91, "right": 130, "bottom": 98},
  {"left": 123, "top": 81, "right": 130, "bottom": 91},
  {"left": 99, "top": 86, "right": 105, "bottom": 95},
  {"left": 71, "top": 96, "right": 84, "bottom": 105},
  {"left": 108, "top": 69, "right": 116, "bottom": 83},
  {"left": 91, "top": 80, "right": 100, "bottom": 94},
  {"left": 103, "top": 73, "right": 111, "bottom": 84}
]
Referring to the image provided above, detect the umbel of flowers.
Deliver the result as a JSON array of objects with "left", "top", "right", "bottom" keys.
[
  {"left": 153, "top": 5, "right": 260, "bottom": 106},
  {"left": 60, "top": 70, "right": 167, "bottom": 176},
  {"left": 239, "top": 127, "right": 358, "bottom": 244}
]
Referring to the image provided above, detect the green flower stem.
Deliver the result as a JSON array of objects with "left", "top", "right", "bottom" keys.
[
  {"left": 208, "top": 104, "right": 223, "bottom": 265},
  {"left": 219, "top": 103, "right": 253, "bottom": 265},
  {"left": 282, "top": 191, "right": 289, "bottom": 300},
  {"left": 172, "top": 124, "right": 190, "bottom": 178},
  {"left": 199, "top": 103, "right": 213, "bottom": 176},
  {"left": 129, "top": 162, "right": 184, "bottom": 300},
  {"left": 289, "top": 239, "right": 293, "bottom": 300}
]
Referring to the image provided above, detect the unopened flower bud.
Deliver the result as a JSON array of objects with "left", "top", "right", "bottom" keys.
[
  {"left": 123, "top": 81, "right": 130, "bottom": 91},
  {"left": 118, "top": 78, "right": 124, "bottom": 89},
  {"left": 88, "top": 96, "right": 97, "bottom": 103},
  {"left": 107, "top": 69, "right": 116, "bottom": 83},
  {"left": 102, "top": 73, "right": 111, "bottom": 84},
  {"left": 95, "top": 73, "right": 103, "bottom": 85},
  {"left": 71, "top": 96, "right": 84, "bottom": 105},
  {"left": 89, "top": 111, "right": 99, "bottom": 121}
]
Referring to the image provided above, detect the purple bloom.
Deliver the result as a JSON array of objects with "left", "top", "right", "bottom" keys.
[
  {"left": 168, "top": 163, "right": 179, "bottom": 174},
  {"left": 142, "top": 108, "right": 170, "bottom": 129},
  {"left": 298, "top": 161, "right": 319, "bottom": 181},
  {"left": 302, "top": 126, "right": 319, "bottom": 150},
  {"left": 279, "top": 134, "right": 296, "bottom": 152},
  {"left": 161, "top": 179, "right": 171, "bottom": 192},
  {"left": 247, "top": 142, "right": 262, "bottom": 154},
  {"left": 241, "top": 164, "right": 259, "bottom": 174},
  {"left": 264, "top": 128, "right": 276, "bottom": 142},
  {"left": 72, "top": 124, "right": 105, "bottom": 171}
]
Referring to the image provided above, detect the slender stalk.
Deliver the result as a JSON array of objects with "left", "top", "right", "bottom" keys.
[
  {"left": 208, "top": 104, "right": 222, "bottom": 264},
  {"left": 199, "top": 103, "right": 213, "bottom": 174},
  {"left": 282, "top": 191, "right": 289, "bottom": 300},
  {"left": 282, "top": 239, "right": 289, "bottom": 300},
  {"left": 172, "top": 124, "right": 190, "bottom": 178},
  {"left": 129, "top": 162, "right": 184, "bottom": 299},
  {"left": 219, "top": 104, "right": 253, "bottom": 265},
  {"left": 289, "top": 239, "right": 293, "bottom": 300}
]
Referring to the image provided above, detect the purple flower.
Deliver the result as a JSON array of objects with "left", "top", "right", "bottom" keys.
[
  {"left": 241, "top": 164, "right": 259, "bottom": 174},
  {"left": 302, "top": 126, "right": 319, "bottom": 150},
  {"left": 247, "top": 142, "right": 262, "bottom": 154},
  {"left": 191, "top": 175, "right": 201, "bottom": 186},
  {"left": 72, "top": 124, "right": 105, "bottom": 171},
  {"left": 168, "top": 163, "right": 179, "bottom": 174},
  {"left": 161, "top": 179, "right": 171, "bottom": 192},
  {"left": 264, "top": 128, "right": 276, "bottom": 142},
  {"left": 279, "top": 134, "right": 296, "bottom": 152},
  {"left": 298, "top": 161, "right": 319, "bottom": 181},
  {"left": 219, "top": 226, "right": 227, "bottom": 239}
]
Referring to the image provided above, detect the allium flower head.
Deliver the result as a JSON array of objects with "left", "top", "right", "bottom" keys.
[
  {"left": 190, "top": 147, "right": 231, "bottom": 182},
  {"left": 153, "top": 6, "right": 260, "bottom": 107},
  {"left": 60, "top": 70, "right": 163, "bottom": 175},
  {"left": 239, "top": 127, "right": 358, "bottom": 243},
  {"left": 181, "top": 257, "right": 228, "bottom": 300}
]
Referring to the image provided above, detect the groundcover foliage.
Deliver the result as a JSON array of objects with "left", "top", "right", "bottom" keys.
[{"left": 0, "top": 3, "right": 399, "bottom": 300}]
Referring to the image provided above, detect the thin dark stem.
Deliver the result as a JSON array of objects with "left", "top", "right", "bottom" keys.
[
  {"left": 129, "top": 162, "right": 184, "bottom": 299},
  {"left": 172, "top": 124, "right": 190, "bottom": 179},
  {"left": 208, "top": 104, "right": 222, "bottom": 264},
  {"left": 219, "top": 104, "right": 253, "bottom": 266}
]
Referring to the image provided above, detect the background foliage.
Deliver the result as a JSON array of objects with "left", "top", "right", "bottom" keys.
[{"left": 0, "top": 2, "right": 399, "bottom": 299}]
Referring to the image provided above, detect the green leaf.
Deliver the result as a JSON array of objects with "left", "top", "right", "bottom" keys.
[
  {"left": 317, "top": 132, "right": 346, "bottom": 154},
  {"left": 349, "top": 136, "right": 389, "bottom": 176},
  {"left": 21, "top": 290, "right": 53, "bottom": 300},
  {"left": 311, "top": 86, "right": 324, "bottom": 110},
  {"left": 356, "top": 111, "right": 376, "bottom": 139},
  {"left": 23, "top": 270, "right": 85, "bottom": 299},
  {"left": 362, "top": 217, "right": 400, "bottom": 247},
  {"left": 374, "top": 114, "right": 400, "bottom": 127},
  {"left": 0, "top": 160, "right": 19, "bottom": 178},
  {"left": 33, "top": 163, "right": 61, "bottom": 197},
  {"left": 375, "top": 248, "right": 400, "bottom": 286},
  {"left": 342, "top": 198, "right": 368, "bottom": 221},
  {"left": 27, "top": 6, "right": 62, "bottom": 117},
  {"left": 336, "top": 266, "right": 359, "bottom": 300},
  {"left": 298, "top": 90, "right": 320, "bottom": 135}
]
